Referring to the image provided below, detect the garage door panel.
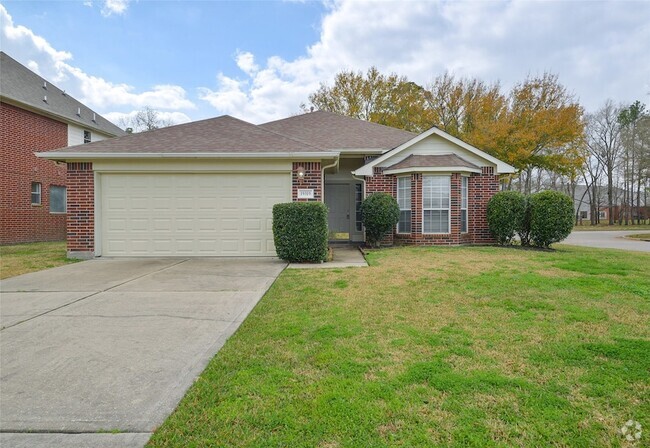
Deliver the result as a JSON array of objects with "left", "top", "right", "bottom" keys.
[{"left": 101, "top": 173, "right": 290, "bottom": 256}]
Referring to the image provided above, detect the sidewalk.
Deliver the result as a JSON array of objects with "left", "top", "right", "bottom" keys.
[{"left": 288, "top": 245, "right": 368, "bottom": 269}]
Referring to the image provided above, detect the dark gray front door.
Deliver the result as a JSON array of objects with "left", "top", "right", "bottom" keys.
[{"left": 325, "top": 184, "right": 350, "bottom": 239}]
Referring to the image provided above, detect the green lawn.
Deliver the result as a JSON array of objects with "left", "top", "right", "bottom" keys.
[
  {"left": 0, "top": 241, "right": 77, "bottom": 279},
  {"left": 149, "top": 246, "right": 649, "bottom": 447}
]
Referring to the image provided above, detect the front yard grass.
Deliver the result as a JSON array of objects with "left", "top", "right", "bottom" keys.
[
  {"left": 149, "top": 245, "right": 649, "bottom": 447},
  {"left": 0, "top": 241, "right": 77, "bottom": 279}
]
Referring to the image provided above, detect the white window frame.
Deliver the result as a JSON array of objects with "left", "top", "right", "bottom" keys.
[
  {"left": 461, "top": 176, "right": 468, "bottom": 233},
  {"left": 49, "top": 185, "right": 67, "bottom": 214},
  {"left": 397, "top": 176, "right": 411, "bottom": 234},
  {"left": 31, "top": 182, "right": 42, "bottom": 206},
  {"left": 422, "top": 175, "right": 451, "bottom": 234},
  {"left": 83, "top": 130, "right": 91, "bottom": 144}
]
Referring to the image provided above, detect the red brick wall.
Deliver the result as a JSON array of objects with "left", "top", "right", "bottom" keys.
[
  {"left": 292, "top": 162, "right": 322, "bottom": 201},
  {"left": 469, "top": 167, "right": 499, "bottom": 244},
  {"left": 66, "top": 162, "right": 94, "bottom": 256},
  {"left": 0, "top": 102, "right": 68, "bottom": 244}
]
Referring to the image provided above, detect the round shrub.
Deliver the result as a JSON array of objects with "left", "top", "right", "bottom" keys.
[
  {"left": 273, "top": 202, "right": 328, "bottom": 262},
  {"left": 528, "top": 190, "right": 574, "bottom": 248},
  {"left": 486, "top": 191, "right": 527, "bottom": 245},
  {"left": 361, "top": 192, "right": 399, "bottom": 247}
]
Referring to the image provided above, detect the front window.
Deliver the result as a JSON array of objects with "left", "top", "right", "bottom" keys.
[
  {"left": 397, "top": 176, "right": 411, "bottom": 233},
  {"left": 83, "top": 130, "right": 91, "bottom": 143},
  {"left": 461, "top": 176, "right": 468, "bottom": 233},
  {"left": 423, "top": 175, "right": 450, "bottom": 233},
  {"left": 50, "top": 186, "right": 67, "bottom": 213},
  {"left": 31, "top": 182, "right": 41, "bottom": 205}
]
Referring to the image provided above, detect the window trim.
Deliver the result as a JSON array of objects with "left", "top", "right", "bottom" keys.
[
  {"left": 49, "top": 185, "right": 67, "bottom": 214},
  {"left": 397, "top": 175, "right": 412, "bottom": 234},
  {"left": 422, "top": 174, "right": 451, "bottom": 235},
  {"left": 461, "top": 175, "right": 468, "bottom": 233},
  {"left": 83, "top": 129, "right": 91, "bottom": 144},
  {"left": 31, "top": 182, "right": 42, "bottom": 206}
]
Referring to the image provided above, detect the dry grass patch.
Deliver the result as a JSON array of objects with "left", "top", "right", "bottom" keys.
[{"left": 0, "top": 241, "right": 77, "bottom": 279}]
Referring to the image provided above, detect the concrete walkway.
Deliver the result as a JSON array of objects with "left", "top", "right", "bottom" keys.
[
  {"left": 564, "top": 230, "right": 650, "bottom": 252},
  {"left": 288, "top": 245, "right": 368, "bottom": 269},
  {"left": 0, "top": 257, "right": 286, "bottom": 448}
]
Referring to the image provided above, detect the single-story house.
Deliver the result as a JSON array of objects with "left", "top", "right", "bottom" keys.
[{"left": 38, "top": 111, "right": 515, "bottom": 258}]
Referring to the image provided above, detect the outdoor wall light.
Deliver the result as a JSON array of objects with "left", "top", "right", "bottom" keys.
[{"left": 296, "top": 166, "right": 306, "bottom": 178}]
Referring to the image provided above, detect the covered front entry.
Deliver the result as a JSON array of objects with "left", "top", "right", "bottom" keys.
[
  {"left": 98, "top": 172, "right": 291, "bottom": 256},
  {"left": 324, "top": 182, "right": 364, "bottom": 242}
]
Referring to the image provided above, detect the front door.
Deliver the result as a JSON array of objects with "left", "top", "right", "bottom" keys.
[{"left": 325, "top": 183, "right": 363, "bottom": 241}]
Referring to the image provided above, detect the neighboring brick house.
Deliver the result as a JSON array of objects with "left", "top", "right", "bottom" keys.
[
  {"left": 38, "top": 111, "right": 515, "bottom": 259},
  {"left": 0, "top": 52, "right": 124, "bottom": 245}
]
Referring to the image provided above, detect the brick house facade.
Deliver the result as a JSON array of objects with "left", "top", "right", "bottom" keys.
[
  {"left": 0, "top": 51, "right": 124, "bottom": 245},
  {"left": 0, "top": 103, "right": 68, "bottom": 244},
  {"left": 43, "top": 111, "right": 514, "bottom": 258}
]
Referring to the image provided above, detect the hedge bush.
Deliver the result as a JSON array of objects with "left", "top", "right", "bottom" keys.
[
  {"left": 486, "top": 191, "right": 527, "bottom": 245},
  {"left": 272, "top": 202, "right": 328, "bottom": 262},
  {"left": 361, "top": 193, "right": 400, "bottom": 247},
  {"left": 529, "top": 190, "right": 574, "bottom": 248}
]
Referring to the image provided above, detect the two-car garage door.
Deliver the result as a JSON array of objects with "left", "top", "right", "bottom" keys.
[{"left": 100, "top": 173, "right": 291, "bottom": 256}]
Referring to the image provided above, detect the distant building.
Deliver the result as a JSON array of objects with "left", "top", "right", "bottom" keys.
[
  {"left": 1, "top": 52, "right": 124, "bottom": 244},
  {"left": 573, "top": 184, "right": 648, "bottom": 223}
]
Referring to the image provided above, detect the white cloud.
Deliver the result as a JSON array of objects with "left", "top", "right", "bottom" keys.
[
  {"left": 0, "top": 4, "right": 195, "bottom": 115},
  {"left": 101, "top": 0, "right": 130, "bottom": 17},
  {"left": 199, "top": 0, "right": 650, "bottom": 121}
]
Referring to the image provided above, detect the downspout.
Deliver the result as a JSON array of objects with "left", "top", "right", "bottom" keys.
[{"left": 321, "top": 156, "right": 340, "bottom": 202}]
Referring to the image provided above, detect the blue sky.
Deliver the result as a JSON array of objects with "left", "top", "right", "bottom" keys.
[{"left": 1, "top": 1, "right": 649, "bottom": 127}]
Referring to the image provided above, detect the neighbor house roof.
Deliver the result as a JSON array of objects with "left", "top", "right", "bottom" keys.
[
  {"left": 40, "top": 115, "right": 333, "bottom": 159},
  {"left": 385, "top": 154, "right": 480, "bottom": 173},
  {"left": 260, "top": 110, "right": 416, "bottom": 152},
  {"left": 0, "top": 52, "right": 124, "bottom": 137}
]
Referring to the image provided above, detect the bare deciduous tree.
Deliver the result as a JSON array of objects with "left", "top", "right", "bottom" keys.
[{"left": 118, "top": 106, "right": 175, "bottom": 133}]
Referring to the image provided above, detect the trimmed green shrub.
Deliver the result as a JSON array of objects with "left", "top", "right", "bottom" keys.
[
  {"left": 361, "top": 192, "right": 399, "bottom": 247},
  {"left": 486, "top": 191, "right": 527, "bottom": 245},
  {"left": 273, "top": 202, "right": 328, "bottom": 262},
  {"left": 529, "top": 190, "right": 574, "bottom": 248}
]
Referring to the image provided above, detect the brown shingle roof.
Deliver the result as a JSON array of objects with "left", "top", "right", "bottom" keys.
[
  {"left": 45, "top": 115, "right": 328, "bottom": 154},
  {"left": 260, "top": 110, "right": 416, "bottom": 151},
  {"left": 386, "top": 154, "right": 480, "bottom": 170}
]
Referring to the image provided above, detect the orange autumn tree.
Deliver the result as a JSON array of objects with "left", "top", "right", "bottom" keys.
[{"left": 305, "top": 69, "right": 585, "bottom": 191}]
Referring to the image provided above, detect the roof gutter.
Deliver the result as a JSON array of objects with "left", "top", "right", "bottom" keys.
[{"left": 35, "top": 151, "right": 341, "bottom": 161}]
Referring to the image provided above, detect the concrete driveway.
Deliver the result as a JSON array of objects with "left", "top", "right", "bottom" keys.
[
  {"left": 0, "top": 257, "right": 286, "bottom": 447},
  {"left": 564, "top": 230, "right": 650, "bottom": 252}
]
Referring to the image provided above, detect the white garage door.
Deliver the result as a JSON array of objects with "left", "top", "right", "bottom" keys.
[{"left": 100, "top": 173, "right": 291, "bottom": 256}]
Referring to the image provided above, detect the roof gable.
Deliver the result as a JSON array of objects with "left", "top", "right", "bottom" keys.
[
  {"left": 260, "top": 110, "right": 416, "bottom": 152},
  {"left": 0, "top": 52, "right": 124, "bottom": 137},
  {"left": 354, "top": 126, "right": 516, "bottom": 176}
]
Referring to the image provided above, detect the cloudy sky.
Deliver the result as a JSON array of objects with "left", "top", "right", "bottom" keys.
[{"left": 1, "top": 0, "right": 648, "bottom": 127}]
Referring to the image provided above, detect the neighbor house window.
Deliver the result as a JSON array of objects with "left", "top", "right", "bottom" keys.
[
  {"left": 397, "top": 176, "right": 411, "bottom": 233},
  {"left": 83, "top": 130, "right": 91, "bottom": 143},
  {"left": 461, "top": 176, "right": 468, "bottom": 233},
  {"left": 50, "top": 186, "right": 67, "bottom": 213},
  {"left": 580, "top": 211, "right": 588, "bottom": 219},
  {"left": 31, "top": 182, "right": 41, "bottom": 205},
  {"left": 423, "top": 175, "right": 450, "bottom": 233},
  {"left": 599, "top": 211, "right": 606, "bottom": 219}
]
